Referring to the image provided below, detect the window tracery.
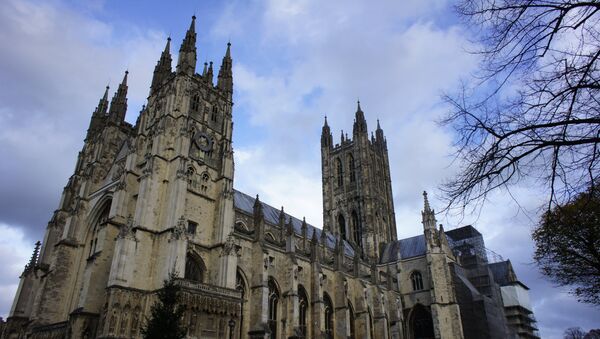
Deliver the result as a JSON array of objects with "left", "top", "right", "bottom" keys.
[{"left": 411, "top": 271, "right": 424, "bottom": 291}]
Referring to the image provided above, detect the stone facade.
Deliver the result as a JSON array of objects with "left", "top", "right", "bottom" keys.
[{"left": 3, "top": 15, "right": 534, "bottom": 339}]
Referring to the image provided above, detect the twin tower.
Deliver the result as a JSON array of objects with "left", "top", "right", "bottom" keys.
[
  {"left": 321, "top": 102, "right": 397, "bottom": 260},
  {"left": 88, "top": 14, "right": 397, "bottom": 261}
]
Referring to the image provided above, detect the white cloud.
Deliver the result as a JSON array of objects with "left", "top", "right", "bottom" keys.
[{"left": 0, "top": 223, "right": 32, "bottom": 319}]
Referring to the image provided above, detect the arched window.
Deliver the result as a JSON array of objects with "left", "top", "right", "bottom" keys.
[
  {"left": 323, "top": 293, "right": 334, "bottom": 339},
  {"left": 185, "top": 254, "right": 205, "bottom": 283},
  {"left": 89, "top": 202, "right": 110, "bottom": 258},
  {"left": 211, "top": 105, "right": 218, "bottom": 122},
  {"left": 348, "top": 154, "right": 356, "bottom": 183},
  {"left": 338, "top": 214, "right": 346, "bottom": 240},
  {"left": 268, "top": 278, "right": 279, "bottom": 339},
  {"left": 411, "top": 271, "right": 424, "bottom": 291},
  {"left": 351, "top": 210, "right": 361, "bottom": 246},
  {"left": 298, "top": 285, "right": 309, "bottom": 336},
  {"left": 236, "top": 270, "right": 247, "bottom": 339},
  {"left": 348, "top": 300, "right": 356, "bottom": 339},
  {"left": 190, "top": 94, "right": 200, "bottom": 113},
  {"left": 336, "top": 158, "right": 343, "bottom": 187}
]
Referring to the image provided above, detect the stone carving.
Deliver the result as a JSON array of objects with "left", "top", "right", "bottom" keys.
[{"left": 172, "top": 216, "right": 187, "bottom": 240}]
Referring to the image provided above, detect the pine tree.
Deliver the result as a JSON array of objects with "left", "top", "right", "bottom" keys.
[{"left": 142, "top": 272, "right": 187, "bottom": 339}]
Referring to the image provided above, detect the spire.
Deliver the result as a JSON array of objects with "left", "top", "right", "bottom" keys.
[
  {"left": 217, "top": 42, "right": 233, "bottom": 94},
  {"left": 253, "top": 194, "right": 263, "bottom": 220},
  {"left": 94, "top": 85, "right": 110, "bottom": 116},
  {"left": 177, "top": 16, "right": 197, "bottom": 76},
  {"left": 108, "top": 71, "right": 128, "bottom": 123},
  {"left": 207, "top": 61, "right": 214, "bottom": 85},
  {"left": 321, "top": 116, "right": 332, "bottom": 148},
  {"left": 421, "top": 191, "right": 436, "bottom": 231},
  {"left": 278, "top": 206, "right": 286, "bottom": 227},
  {"left": 376, "top": 118, "right": 385, "bottom": 146},
  {"left": 423, "top": 191, "right": 432, "bottom": 213},
  {"left": 151, "top": 37, "right": 172, "bottom": 93},
  {"left": 353, "top": 100, "right": 367, "bottom": 137},
  {"left": 202, "top": 62, "right": 208, "bottom": 77}
]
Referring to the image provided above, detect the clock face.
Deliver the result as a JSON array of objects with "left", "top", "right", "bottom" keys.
[{"left": 192, "top": 131, "right": 213, "bottom": 152}]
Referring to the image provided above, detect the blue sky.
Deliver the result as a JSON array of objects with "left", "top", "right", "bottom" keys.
[{"left": 0, "top": 0, "right": 598, "bottom": 337}]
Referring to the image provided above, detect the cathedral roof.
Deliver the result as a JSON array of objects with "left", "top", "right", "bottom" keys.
[
  {"left": 233, "top": 189, "right": 356, "bottom": 257},
  {"left": 379, "top": 234, "right": 427, "bottom": 263}
]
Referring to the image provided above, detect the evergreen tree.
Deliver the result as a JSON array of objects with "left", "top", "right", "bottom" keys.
[{"left": 142, "top": 272, "right": 187, "bottom": 339}]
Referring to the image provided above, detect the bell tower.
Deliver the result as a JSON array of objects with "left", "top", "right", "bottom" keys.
[{"left": 321, "top": 102, "right": 397, "bottom": 260}]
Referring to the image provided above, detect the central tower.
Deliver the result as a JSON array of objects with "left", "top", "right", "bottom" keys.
[{"left": 321, "top": 102, "right": 397, "bottom": 260}]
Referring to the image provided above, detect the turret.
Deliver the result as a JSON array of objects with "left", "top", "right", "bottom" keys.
[
  {"left": 321, "top": 116, "right": 332, "bottom": 148},
  {"left": 217, "top": 42, "right": 233, "bottom": 95},
  {"left": 206, "top": 61, "right": 214, "bottom": 85},
  {"left": 176, "top": 16, "right": 197, "bottom": 76},
  {"left": 108, "top": 71, "right": 128, "bottom": 123},
  {"left": 150, "top": 37, "right": 172, "bottom": 93},
  {"left": 352, "top": 100, "right": 368, "bottom": 137}
]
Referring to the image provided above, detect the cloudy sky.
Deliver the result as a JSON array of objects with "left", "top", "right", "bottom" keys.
[{"left": 0, "top": 0, "right": 598, "bottom": 337}]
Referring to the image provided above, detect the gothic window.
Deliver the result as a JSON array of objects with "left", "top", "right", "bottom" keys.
[
  {"left": 411, "top": 271, "right": 424, "bottom": 291},
  {"left": 338, "top": 214, "right": 346, "bottom": 240},
  {"left": 348, "top": 154, "right": 356, "bottom": 183},
  {"left": 236, "top": 270, "right": 247, "bottom": 339},
  {"left": 336, "top": 158, "right": 343, "bottom": 187},
  {"left": 348, "top": 300, "right": 356, "bottom": 339},
  {"left": 298, "top": 285, "right": 309, "bottom": 336},
  {"left": 187, "top": 221, "right": 197, "bottom": 235},
  {"left": 268, "top": 278, "right": 279, "bottom": 339},
  {"left": 190, "top": 94, "right": 200, "bottom": 114},
  {"left": 186, "top": 166, "right": 195, "bottom": 186},
  {"left": 184, "top": 253, "right": 205, "bottom": 283},
  {"left": 211, "top": 106, "right": 218, "bottom": 122},
  {"left": 324, "top": 293, "right": 334, "bottom": 339},
  {"left": 89, "top": 202, "right": 110, "bottom": 258},
  {"left": 351, "top": 210, "right": 361, "bottom": 246}
]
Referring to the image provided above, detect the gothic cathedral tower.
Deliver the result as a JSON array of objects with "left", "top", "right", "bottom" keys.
[{"left": 321, "top": 102, "right": 397, "bottom": 260}]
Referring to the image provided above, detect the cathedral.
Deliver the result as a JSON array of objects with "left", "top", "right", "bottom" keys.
[{"left": 2, "top": 16, "right": 538, "bottom": 339}]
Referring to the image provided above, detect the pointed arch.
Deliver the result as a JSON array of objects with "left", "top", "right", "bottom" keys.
[
  {"left": 323, "top": 293, "right": 334, "bottom": 339},
  {"left": 338, "top": 213, "right": 347, "bottom": 240},
  {"left": 348, "top": 154, "right": 356, "bottom": 183},
  {"left": 409, "top": 304, "right": 434, "bottom": 339},
  {"left": 351, "top": 210, "right": 361, "bottom": 246},
  {"left": 268, "top": 277, "right": 280, "bottom": 339},
  {"left": 336, "top": 157, "right": 344, "bottom": 187},
  {"left": 298, "top": 285, "right": 309, "bottom": 337},
  {"left": 236, "top": 268, "right": 248, "bottom": 338},
  {"left": 87, "top": 198, "right": 111, "bottom": 258},
  {"left": 348, "top": 299, "right": 356, "bottom": 339},
  {"left": 184, "top": 252, "right": 206, "bottom": 283},
  {"left": 410, "top": 271, "right": 424, "bottom": 291}
]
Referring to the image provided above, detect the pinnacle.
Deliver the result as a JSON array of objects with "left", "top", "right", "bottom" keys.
[{"left": 423, "top": 191, "right": 432, "bottom": 212}]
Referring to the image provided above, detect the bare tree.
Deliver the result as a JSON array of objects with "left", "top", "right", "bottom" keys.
[
  {"left": 565, "top": 327, "right": 587, "bottom": 339},
  {"left": 443, "top": 0, "right": 600, "bottom": 211}
]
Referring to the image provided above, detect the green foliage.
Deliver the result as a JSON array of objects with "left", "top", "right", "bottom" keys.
[
  {"left": 533, "top": 188, "right": 600, "bottom": 305},
  {"left": 142, "top": 272, "right": 187, "bottom": 339}
]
